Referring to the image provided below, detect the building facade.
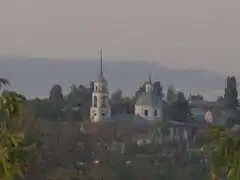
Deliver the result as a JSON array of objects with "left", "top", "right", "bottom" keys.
[
  {"left": 134, "top": 73, "right": 162, "bottom": 121},
  {"left": 90, "top": 50, "right": 111, "bottom": 122}
]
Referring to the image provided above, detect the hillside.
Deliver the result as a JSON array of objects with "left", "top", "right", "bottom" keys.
[{"left": 0, "top": 57, "right": 227, "bottom": 100}]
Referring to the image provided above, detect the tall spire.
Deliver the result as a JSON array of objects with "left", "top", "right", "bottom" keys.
[
  {"left": 100, "top": 49, "right": 103, "bottom": 78},
  {"left": 148, "top": 71, "right": 152, "bottom": 83}
]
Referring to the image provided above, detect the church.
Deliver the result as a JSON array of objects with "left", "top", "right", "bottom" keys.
[
  {"left": 135, "top": 73, "right": 162, "bottom": 121},
  {"left": 89, "top": 51, "right": 200, "bottom": 147},
  {"left": 89, "top": 50, "right": 163, "bottom": 123}
]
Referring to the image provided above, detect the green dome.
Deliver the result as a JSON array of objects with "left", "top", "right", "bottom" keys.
[{"left": 136, "top": 92, "right": 161, "bottom": 106}]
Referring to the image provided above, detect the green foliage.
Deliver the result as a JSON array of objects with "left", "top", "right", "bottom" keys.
[
  {"left": 0, "top": 78, "right": 36, "bottom": 180},
  {"left": 26, "top": 99, "right": 63, "bottom": 121},
  {"left": 116, "top": 166, "right": 136, "bottom": 180},
  {"left": 111, "top": 89, "right": 122, "bottom": 102},
  {"left": 217, "top": 96, "right": 224, "bottom": 102},
  {"left": 188, "top": 94, "right": 204, "bottom": 102},
  {"left": 25, "top": 83, "right": 93, "bottom": 121},
  {"left": 64, "top": 84, "right": 92, "bottom": 120},
  {"left": 167, "top": 92, "right": 190, "bottom": 122},
  {"left": 111, "top": 89, "right": 134, "bottom": 114},
  {"left": 49, "top": 84, "right": 63, "bottom": 102},
  {"left": 0, "top": 78, "right": 9, "bottom": 88},
  {"left": 224, "top": 76, "right": 238, "bottom": 109},
  {"left": 153, "top": 81, "right": 163, "bottom": 98},
  {"left": 203, "top": 125, "right": 240, "bottom": 180},
  {"left": 66, "top": 84, "right": 91, "bottom": 107},
  {"left": 166, "top": 85, "right": 176, "bottom": 104}
]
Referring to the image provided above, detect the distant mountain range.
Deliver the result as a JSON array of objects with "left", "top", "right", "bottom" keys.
[{"left": 0, "top": 57, "right": 229, "bottom": 100}]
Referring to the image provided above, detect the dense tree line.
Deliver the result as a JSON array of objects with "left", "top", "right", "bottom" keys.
[
  {"left": 23, "top": 79, "right": 190, "bottom": 123},
  {"left": 24, "top": 82, "right": 93, "bottom": 121}
]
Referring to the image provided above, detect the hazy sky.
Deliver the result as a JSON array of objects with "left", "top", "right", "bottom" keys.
[{"left": 0, "top": 0, "right": 240, "bottom": 74}]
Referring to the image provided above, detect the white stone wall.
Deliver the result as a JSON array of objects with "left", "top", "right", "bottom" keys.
[
  {"left": 135, "top": 104, "right": 162, "bottom": 121},
  {"left": 90, "top": 81, "right": 111, "bottom": 123},
  {"left": 90, "top": 107, "right": 111, "bottom": 122}
]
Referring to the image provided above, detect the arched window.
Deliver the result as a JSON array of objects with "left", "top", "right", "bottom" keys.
[
  {"left": 144, "top": 110, "right": 148, "bottom": 116},
  {"left": 94, "top": 96, "right": 97, "bottom": 107},
  {"left": 154, "top": 110, "right": 158, "bottom": 116}
]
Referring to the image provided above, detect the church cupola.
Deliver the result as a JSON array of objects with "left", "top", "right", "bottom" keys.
[
  {"left": 135, "top": 72, "right": 163, "bottom": 121},
  {"left": 145, "top": 72, "right": 153, "bottom": 93}
]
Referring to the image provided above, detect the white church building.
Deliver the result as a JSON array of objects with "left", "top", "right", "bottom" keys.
[
  {"left": 90, "top": 51, "right": 162, "bottom": 122},
  {"left": 90, "top": 50, "right": 111, "bottom": 122},
  {"left": 135, "top": 73, "right": 162, "bottom": 121}
]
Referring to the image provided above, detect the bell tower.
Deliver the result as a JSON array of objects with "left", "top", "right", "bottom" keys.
[{"left": 90, "top": 50, "right": 111, "bottom": 122}]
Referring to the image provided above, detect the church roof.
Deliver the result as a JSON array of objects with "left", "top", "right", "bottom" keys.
[
  {"left": 135, "top": 92, "right": 162, "bottom": 106},
  {"left": 98, "top": 75, "right": 107, "bottom": 83}
]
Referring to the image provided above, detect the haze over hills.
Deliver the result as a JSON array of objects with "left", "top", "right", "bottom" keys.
[{"left": 0, "top": 57, "right": 229, "bottom": 100}]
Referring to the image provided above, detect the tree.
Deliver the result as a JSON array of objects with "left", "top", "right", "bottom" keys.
[
  {"left": 0, "top": 78, "right": 36, "bottom": 180},
  {"left": 224, "top": 76, "right": 238, "bottom": 109},
  {"left": 111, "top": 89, "right": 123, "bottom": 114},
  {"left": 217, "top": 96, "right": 224, "bottom": 102},
  {"left": 168, "top": 92, "right": 190, "bottom": 122},
  {"left": 176, "top": 92, "right": 190, "bottom": 121},
  {"left": 49, "top": 84, "right": 63, "bottom": 102},
  {"left": 66, "top": 84, "right": 90, "bottom": 107},
  {"left": 203, "top": 125, "right": 240, "bottom": 180},
  {"left": 111, "top": 88, "right": 122, "bottom": 102},
  {"left": 166, "top": 85, "right": 176, "bottom": 104},
  {"left": 153, "top": 81, "right": 163, "bottom": 98},
  {"left": 30, "top": 99, "right": 62, "bottom": 120},
  {"left": 64, "top": 84, "right": 92, "bottom": 120},
  {"left": 121, "top": 97, "right": 135, "bottom": 114},
  {"left": 188, "top": 94, "right": 204, "bottom": 102}
]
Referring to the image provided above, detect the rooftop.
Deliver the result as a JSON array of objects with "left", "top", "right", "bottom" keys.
[{"left": 136, "top": 92, "right": 162, "bottom": 106}]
